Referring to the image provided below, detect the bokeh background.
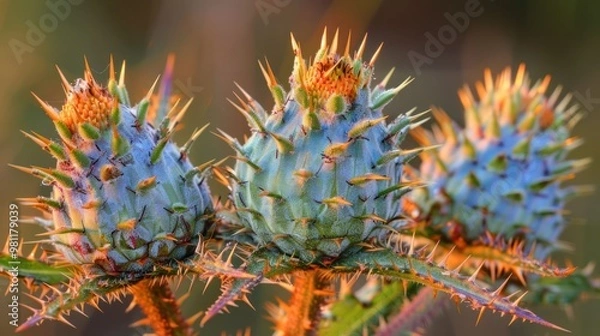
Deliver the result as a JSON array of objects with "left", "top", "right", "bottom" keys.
[{"left": 0, "top": 0, "right": 598, "bottom": 335}]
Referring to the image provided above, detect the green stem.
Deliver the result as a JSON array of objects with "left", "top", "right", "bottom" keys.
[
  {"left": 129, "top": 279, "right": 191, "bottom": 336},
  {"left": 320, "top": 281, "right": 416, "bottom": 336}
]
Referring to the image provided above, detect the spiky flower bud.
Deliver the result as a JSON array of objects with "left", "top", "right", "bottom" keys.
[
  {"left": 228, "top": 29, "right": 426, "bottom": 263},
  {"left": 15, "top": 58, "right": 213, "bottom": 275},
  {"left": 403, "top": 65, "right": 588, "bottom": 261}
]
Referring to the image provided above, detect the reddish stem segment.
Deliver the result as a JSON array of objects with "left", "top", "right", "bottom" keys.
[
  {"left": 130, "top": 279, "right": 192, "bottom": 336},
  {"left": 278, "top": 270, "right": 332, "bottom": 336},
  {"left": 375, "top": 287, "right": 448, "bottom": 336}
]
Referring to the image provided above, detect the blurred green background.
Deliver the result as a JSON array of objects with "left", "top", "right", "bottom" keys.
[{"left": 0, "top": 0, "right": 598, "bottom": 335}]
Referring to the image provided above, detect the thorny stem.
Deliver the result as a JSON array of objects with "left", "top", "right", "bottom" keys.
[
  {"left": 280, "top": 270, "right": 332, "bottom": 336},
  {"left": 129, "top": 279, "right": 191, "bottom": 336}
]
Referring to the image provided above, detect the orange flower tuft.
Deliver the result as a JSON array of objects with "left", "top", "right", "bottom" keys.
[{"left": 60, "top": 78, "right": 114, "bottom": 131}]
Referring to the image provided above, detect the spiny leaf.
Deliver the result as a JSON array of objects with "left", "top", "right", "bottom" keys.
[
  {"left": 402, "top": 232, "right": 574, "bottom": 285},
  {"left": 329, "top": 249, "right": 569, "bottom": 332},
  {"left": 11, "top": 253, "right": 256, "bottom": 331},
  {"left": 0, "top": 253, "right": 74, "bottom": 285},
  {"left": 201, "top": 249, "right": 298, "bottom": 326},
  {"left": 459, "top": 243, "right": 575, "bottom": 281},
  {"left": 201, "top": 258, "right": 266, "bottom": 326},
  {"left": 16, "top": 275, "right": 131, "bottom": 332}
]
